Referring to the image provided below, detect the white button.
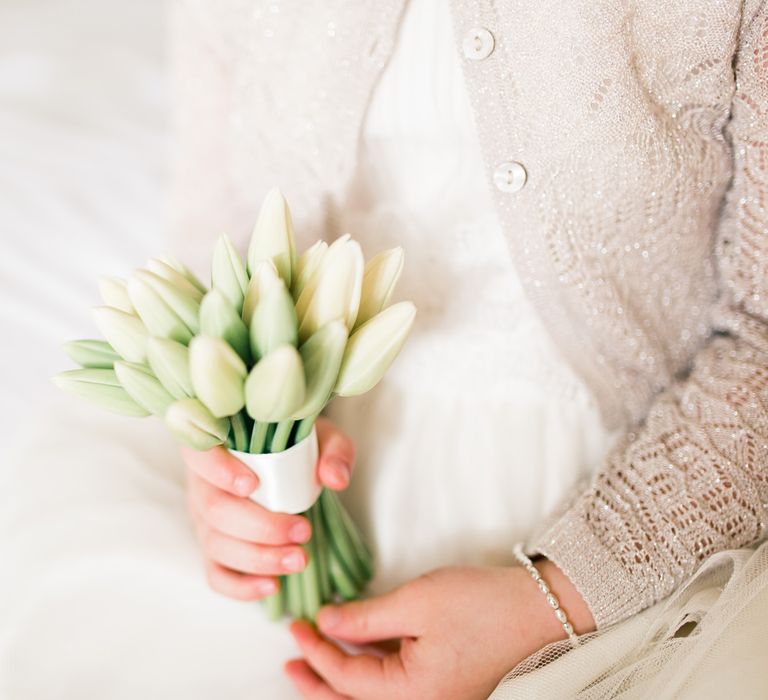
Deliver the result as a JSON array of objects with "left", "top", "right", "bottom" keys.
[
  {"left": 493, "top": 161, "right": 528, "bottom": 193},
  {"left": 462, "top": 27, "right": 495, "bottom": 61}
]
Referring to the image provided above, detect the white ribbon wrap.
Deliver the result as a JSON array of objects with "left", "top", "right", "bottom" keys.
[{"left": 227, "top": 427, "right": 320, "bottom": 514}]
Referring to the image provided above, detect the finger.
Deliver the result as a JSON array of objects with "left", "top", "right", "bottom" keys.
[
  {"left": 189, "top": 473, "right": 312, "bottom": 545},
  {"left": 182, "top": 444, "right": 259, "bottom": 497},
  {"left": 284, "top": 659, "right": 351, "bottom": 700},
  {"left": 316, "top": 588, "right": 415, "bottom": 643},
  {"left": 290, "top": 621, "right": 400, "bottom": 698},
  {"left": 200, "top": 527, "right": 308, "bottom": 575},
  {"left": 203, "top": 561, "right": 278, "bottom": 600},
  {"left": 315, "top": 417, "right": 355, "bottom": 490}
]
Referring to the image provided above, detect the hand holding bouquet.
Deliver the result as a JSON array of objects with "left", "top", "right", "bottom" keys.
[{"left": 54, "top": 188, "right": 415, "bottom": 621}]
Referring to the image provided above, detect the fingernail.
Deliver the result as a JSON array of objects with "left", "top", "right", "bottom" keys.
[
  {"left": 327, "top": 458, "right": 350, "bottom": 485},
  {"left": 282, "top": 551, "right": 306, "bottom": 573},
  {"left": 234, "top": 474, "right": 257, "bottom": 496},
  {"left": 257, "top": 579, "right": 277, "bottom": 595},
  {"left": 289, "top": 520, "right": 312, "bottom": 543},
  {"left": 318, "top": 606, "right": 340, "bottom": 630}
]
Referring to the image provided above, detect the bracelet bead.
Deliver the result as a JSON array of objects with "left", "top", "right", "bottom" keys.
[{"left": 513, "top": 543, "right": 579, "bottom": 647}]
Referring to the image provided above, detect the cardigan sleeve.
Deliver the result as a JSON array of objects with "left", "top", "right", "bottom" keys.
[{"left": 526, "top": 1, "right": 768, "bottom": 629}]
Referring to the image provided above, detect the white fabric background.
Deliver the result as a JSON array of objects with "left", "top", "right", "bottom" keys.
[
  {"left": 0, "top": 3, "right": 308, "bottom": 699},
  {"left": 0, "top": 0, "right": 166, "bottom": 437}
]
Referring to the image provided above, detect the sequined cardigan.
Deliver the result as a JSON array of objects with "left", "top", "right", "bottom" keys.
[{"left": 169, "top": 0, "right": 768, "bottom": 629}]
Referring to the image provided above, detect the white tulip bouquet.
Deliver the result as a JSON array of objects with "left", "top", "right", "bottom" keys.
[{"left": 54, "top": 188, "right": 416, "bottom": 622}]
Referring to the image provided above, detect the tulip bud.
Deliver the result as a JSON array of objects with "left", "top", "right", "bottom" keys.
[
  {"left": 52, "top": 368, "right": 149, "bottom": 416},
  {"left": 211, "top": 234, "right": 249, "bottom": 313},
  {"left": 146, "top": 258, "right": 207, "bottom": 299},
  {"left": 245, "top": 345, "right": 306, "bottom": 422},
  {"left": 242, "top": 260, "right": 279, "bottom": 325},
  {"left": 165, "top": 397, "right": 230, "bottom": 451},
  {"left": 189, "top": 336, "right": 247, "bottom": 418},
  {"left": 199, "top": 288, "right": 251, "bottom": 363},
  {"left": 247, "top": 187, "right": 296, "bottom": 287},
  {"left": 63, "top": 339, "right": 121, "bottom": 369},
  {"left": 133, "top": 269, "right": 201, "bottom": 333},
  {"left": 334, "top": 301, "right": 416, "bottom": 396},
  {"left": 293, "top": 320, "right": 348, "bottom": 419},
  {"left": 158, "top": 255, "right": 208, "bottom": 294},
  {"left": 146, "top": 337, "right": 193, "bottom": 399},
  {"left": 250, "top": 275, "right": 298, "bottom": 360},
  {"left": 92, "top": 306, "right": 149, "bottom": 363},
  {"left": 292, "top": 240, "right": 328, "bottom": 299},
  {"left": 98, "top": 277, "right": 133, "bottom": 313},
  {"left": 126, "top": 275, "right": 193, "bottom": 344},
  {"left": 355, "top": 247, "right": 404, "bottom": 328},
  {"left": 296, "top": 235, "right": 364, "bottom": 342},
  {"left": 114, "top": 361, "right": 175, "bottom": 416}
]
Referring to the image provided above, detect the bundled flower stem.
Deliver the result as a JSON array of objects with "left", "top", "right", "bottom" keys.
[{"left": 54, "top": 188, "right": 415, "bottom": 622}]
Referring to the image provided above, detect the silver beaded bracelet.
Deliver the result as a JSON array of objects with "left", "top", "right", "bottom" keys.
[{"left": 512, "top": 543, "right": 579, "bottom": 647}]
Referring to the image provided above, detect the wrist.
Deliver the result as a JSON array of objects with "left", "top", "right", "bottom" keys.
[{"left": 532, "top": 557, "right": 596, "bottom": 636}]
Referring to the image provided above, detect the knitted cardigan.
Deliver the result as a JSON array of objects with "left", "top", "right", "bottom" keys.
[{"left": 169, "top": 0, "right": 768, "bottom": 628}]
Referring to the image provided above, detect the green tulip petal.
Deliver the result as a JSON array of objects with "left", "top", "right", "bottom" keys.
[
  {"left": 63, "top": 339, "right": 121, "bottom": 369},
  {"left": 92, "top": 306, "right": 149, "bottom": 363},
  {"left": 165, "top": 398, "right": 230, "bottom": 451},
  {"left": 189, "top": 335, "right": 247, "bottom": 418},
  {"left": 53, "top": 369, "right": 149, "bottom": 416},
  {"left": 245, "top": 345, "right": 306, "bottom": 423},
  {"left": 199, "top": 288, "right": 252, "bottom": 363},
  {"left": 146, "top": 337, "right": 194, "bottom": 399},
  {"left": 293, "top": 320, "right": 347, "bottom": 419},
  {"left": 114, "top": 361, "right": 175, "bottom": 416},
  {"left": 334, "top": 301, "right": 416, "bottom": 397}
]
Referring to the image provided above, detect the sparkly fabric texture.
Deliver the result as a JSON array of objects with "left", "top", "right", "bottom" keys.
[{"left": 169, "top": 1, "right": 768, "bottom": 629}]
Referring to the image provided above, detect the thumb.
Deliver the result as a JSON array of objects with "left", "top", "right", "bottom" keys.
[{"left": 316, "top": 587, "right": 416, "bottom": 643}]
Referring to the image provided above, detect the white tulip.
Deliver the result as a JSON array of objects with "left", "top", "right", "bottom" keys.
[
  {"left": 247, "top": 188, "right": 296, "bottom": 287},
  {"left": 199, "top": 288, "right": 251, "bottom": 363},
  {"left": 292, "top": 240, "right": 328, "bottom": 299},
  {"left": 146, "top": 337, "right": 193, "bottom": 399},
  {"left": 92, "top": 306, "right": 149, "bottom": 363},
  {"left": 334, "top": 301, "right": 416, "bottom": 396},
  {"left": 250, "top": 275, "right": 298, "bottom": 360},
  {"left": 158, "top": 254, "right": 208, "bottom": 294},
  {"left": 133, "top": 269, "right": 201, "bottom": 333},
  {"left": 212, "top": 234, "right": 249, "bottom": 312},
  {"left": 63, "top": 339, "right": 121, "bottom": 369},
  {"left": 53, "top": 368, "right": 149, "bottom": 416},
  {"left": 126, "top": 276, "right": 192, "bottom": 344},
  {"left": 293, "top": 320, "right": 348, "bottom": 419},
  {"left": 242, "top": 260, "right": 281, "bottom": 325},
  {"left": 165, "top": 397, "right": 230, "bottom": 451},
  {"left": 146, "top": 258, "right": 206, "bottom": 299},
  {"left": 98, "top": 277, "right": 133, "bottom": 313},
  {"left": 189, "top": 336, "right": 247, "bottom": 418},
  {"left": 114, "top": 361, "right": 175, "bottom": 416},
  {"left": 245, "top": 345, "right": 306, "bottom": 422},
  {"left": 296, "top": 235, "right": 364, "bottom": 342},
  {"left": 355, "top": 247, "right": 404, "bottom": 328}
]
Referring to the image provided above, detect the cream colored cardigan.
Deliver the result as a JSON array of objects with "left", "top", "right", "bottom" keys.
[{"left": 169, "top": 0, "right": 768, "bottom": 629}]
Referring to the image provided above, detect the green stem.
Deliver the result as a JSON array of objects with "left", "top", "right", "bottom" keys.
[
  {"left": 229, "top": 413, "right": 248, "bottom": 452},
  {"left": 309, "top": 501, "right": 332, "bottom": 603},
  {"left": 249, "top": 421, "right": 269, "bottom": 454},
  {"left": 295, "top": 412, "right": 320, "bottom": 443},
  {"left": 263, "top": 578, "right": 286, "bottom": 621},
  {"left": 286, "top": 569, "right": 304, "bottom": 618},
  {"left": 270, "top": 419, "right": 295, "bottom": 453},
  {"left": 301, "top": 514, "right": 322, "bottom": 621}
]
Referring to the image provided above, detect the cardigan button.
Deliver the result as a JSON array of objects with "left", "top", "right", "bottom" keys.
[
  {"left": 493, "top": 161, "right": 527, "bottom": 193},
  {"left": 462, "top": 27, "right": 495, "bottom": 61}
]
